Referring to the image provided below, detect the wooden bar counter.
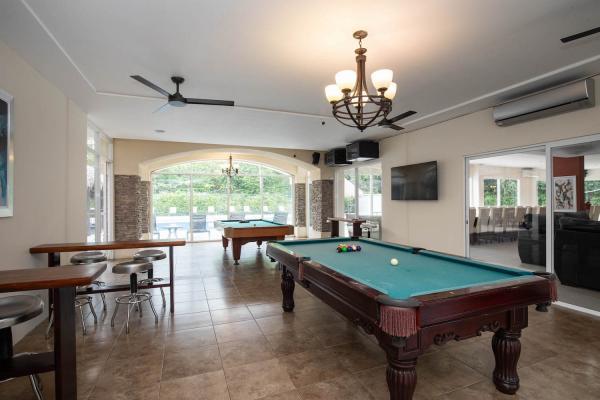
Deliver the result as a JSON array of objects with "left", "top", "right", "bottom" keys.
[
  {"left": 30, "top": 239, "right": 186, "bottom": 313},
  {"left": 0, "top": 264, "right": 106, "bottom": 400}
]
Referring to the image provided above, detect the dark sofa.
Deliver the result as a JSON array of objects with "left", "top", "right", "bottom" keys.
[
  {"left": 554, "top": 216, "right": 600, "bottom": 291},
  {"left": 518, "top": 211, "right": 600, "bottom": 291}
]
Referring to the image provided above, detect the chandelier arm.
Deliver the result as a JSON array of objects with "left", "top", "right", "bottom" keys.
[{"left": 341, "top": 100, "right": 363, "bottom": 130}]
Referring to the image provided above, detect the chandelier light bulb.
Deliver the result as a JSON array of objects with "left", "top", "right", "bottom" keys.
[
  {"left": 335, "top": 70, "right": 357, "bottom": 91},
  {"left": 325, "top": 84, "right": 344, "bottom": 103},
  {"left": 384, "top": 82, "right": 397, "bottom": 100},
  {"left": 371, "top": 69, "right": 393, "bottom": 91}
]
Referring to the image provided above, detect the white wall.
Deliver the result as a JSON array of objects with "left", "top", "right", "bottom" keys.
[
  {"left": 380, "top": 75, "right": 600, "bottom": 255},
  {"left": 0, "top": 39, "right": 87, "bottom": 341}
]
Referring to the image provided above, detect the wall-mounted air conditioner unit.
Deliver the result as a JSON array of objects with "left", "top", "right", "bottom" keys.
[{"left": 493, "top": 78, "right": 595, "bottom": 126}]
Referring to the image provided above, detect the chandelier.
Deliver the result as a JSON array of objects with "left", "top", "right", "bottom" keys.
[
  {"left": 222, "top": 154, "right": 239, "bottom": 177},
  {"left": 324, "top": 30, "right": 397, "bottom": 131}
]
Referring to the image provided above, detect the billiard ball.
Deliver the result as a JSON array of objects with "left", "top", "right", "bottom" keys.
[{"left": 390, "top": 258, "right": 399, "bottom": 266}]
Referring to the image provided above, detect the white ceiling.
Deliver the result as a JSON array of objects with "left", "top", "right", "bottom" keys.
[{"left": 1, "top": 0, "right": 600, "bottom": 150}]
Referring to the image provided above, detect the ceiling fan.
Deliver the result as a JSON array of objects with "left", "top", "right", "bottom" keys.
[
  {"left": 378, "top": 110, "right": 417, "bottom": 130},
  {"left": 130, "top": 75, "right": 234, "bottom": 112}
]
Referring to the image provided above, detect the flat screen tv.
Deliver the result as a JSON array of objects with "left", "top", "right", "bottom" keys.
[{"left": 391, "top": 161, "right": 438, "bottom": 200}]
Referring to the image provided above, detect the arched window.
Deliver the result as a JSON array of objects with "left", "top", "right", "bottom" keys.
[{"left": 151, "top": 160, "right": 293, "bottom": 241}]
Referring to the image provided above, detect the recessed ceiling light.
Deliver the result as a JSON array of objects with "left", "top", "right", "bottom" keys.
[{"left": 154, "top": 129, "right": 165, "bottom": 133}]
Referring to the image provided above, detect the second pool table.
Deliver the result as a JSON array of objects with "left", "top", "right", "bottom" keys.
[
  {"left": 216, "top": 219, "right": 294, "bottom": 265},
  {"left": 266, "top": 237, "right": 556, "bottom": 400}
]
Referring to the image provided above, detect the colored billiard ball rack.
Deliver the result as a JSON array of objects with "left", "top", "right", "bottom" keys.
[{"left": 336, "top": 244, "right": 362, "bottom": 253}]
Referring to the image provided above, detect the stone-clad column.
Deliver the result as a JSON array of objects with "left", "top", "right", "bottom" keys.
[
  {"left": 114, "top": 175, "right": 142, "bottom": 240},
  {"left": 294, "top": 183, "right": 306, "bottom": 227},
  {"left": 139, "top": 181, "right": 150, "bottom": 235},
  {"left": 311, "top": 179, "right": 334, "bottom": 234}
]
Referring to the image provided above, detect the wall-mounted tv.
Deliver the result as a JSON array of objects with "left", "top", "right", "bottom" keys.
[{"left": 391, "top": 161, "right": 438, "bottom": 200}]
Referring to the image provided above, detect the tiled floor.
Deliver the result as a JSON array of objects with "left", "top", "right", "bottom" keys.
[{"left": 3, "top": 242, "right": 600, "bottom": 399}]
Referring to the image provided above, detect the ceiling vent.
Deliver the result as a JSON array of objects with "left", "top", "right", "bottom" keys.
[{"left": 493, "top": 79, "right": 595, "bottom": 126}]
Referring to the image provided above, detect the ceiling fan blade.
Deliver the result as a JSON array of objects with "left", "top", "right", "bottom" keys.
[
  {"left": 153, "top": 103, "right": 171, "bottom": 113},
  {"left": 560, "top": 27, "right": 600, "bottom": 43},
  {"left": 386, "top": 124, "right": 404, "bottom": 131},
  {"left": 185, "top": 98, "right": 235, "bottom": 106},
  {"left": 387, "top": 110, "right": 417, "bottom": 123},
  {"left": 131, "top": 75, "right": 171, "bottom": 97}
]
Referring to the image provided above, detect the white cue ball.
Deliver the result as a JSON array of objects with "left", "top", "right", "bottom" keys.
[{"left": 390, "top": 258, "right": 399, "bottom": 266}]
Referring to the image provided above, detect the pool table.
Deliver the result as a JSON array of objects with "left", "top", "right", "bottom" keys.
[
  {"left": 266, "top": 237, "right": 556, "bottom": 400},
  {"left": 216, "top": 219, "right": 294, "bottom": 265}
]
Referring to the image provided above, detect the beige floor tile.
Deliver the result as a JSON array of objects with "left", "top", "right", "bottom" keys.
[
  {"left": 160, "top": 370, "right": 230, "bottom": 400},
  {"left": 211, "top": 306, "right": 254, "bottom": 325},
  {"left": 278, "top": 348, "right": 350, "bottom": 387},
  {"left": 219, "top": 336, "right": 275, "bottom": 368},
  {"left": 257, "top": 390, "right": 302, "bottom": 400},
  {"left": 414, "top": 351, "right": 487, "bottom": 398},
  {"left": 168, "top": 311, "right": 212, "bottom": 332},
  {"left": 225, "top": 358, "right": 295, "bottom": 400},
  {"left": 162, "top": 344, "right": 223, "bottom": 381},
  {"left": 214, "top": 320, "right": 263, "bottom": 343},
  {"left": 165, "top": 326, "right": 217, "bottom": 352},
  {"left": 265, "top": 329, "right": 323, "bottom": 356},
  {"left": 297, "top": 374, "right": 377, "bottom": 400},
  {"left": 248, "top": 302, "right": 284, "bottom": 319},
  {"left": 255, "top": 313, "right": 300, "bottom": 335},
  {"left": 329, "top": 339, "right": 386, "bottom": 372}
]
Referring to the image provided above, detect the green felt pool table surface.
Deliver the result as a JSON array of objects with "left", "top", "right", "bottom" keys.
[
  {"left": 217, "top": 219, "right": 288, "bottom": 229},
  {"left": 274, "top": 238, "right": 533, "bottom": 300}
]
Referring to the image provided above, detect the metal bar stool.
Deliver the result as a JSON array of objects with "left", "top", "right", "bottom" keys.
[
  {"left": 70, "top": 251, "right": 108, "bottom": 310},
  {"left": 0, "top": 295, "right": 45, "bottom": 400},
  {"left": 110, "top": 260, "right": 159, "bottom": 334},
  {"left": 134, "top": 249, "right": 167, "bottom": 308},
  {"left": 45, "top": 252, "right": 106, "bottom": 338}
]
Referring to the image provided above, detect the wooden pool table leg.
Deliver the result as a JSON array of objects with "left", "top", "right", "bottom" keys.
[
  {"left": 232, "top": 239, "right": 242, "bottom": 265},
  {"left": 280, "top": 267, "right": 295, "bottom": 312},
  {"left": 257, "top": 240, "right": 263, "bottom": 249},
  {"left": 492, "top": 328, "right": 522, "bottom": 394},
  {"left": 221, "top": 235, "right": 229, "bottom": 249},
  {"left": 386, "top": 356, "right": 417, "bottom": 400}
]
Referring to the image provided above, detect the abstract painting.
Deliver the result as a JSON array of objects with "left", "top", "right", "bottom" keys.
[
  {"left": 553, "top": 175, "right": 576, "bottom": 212},
  {"left": 0, "top": 89, "right": 13, "bottom": 217}
]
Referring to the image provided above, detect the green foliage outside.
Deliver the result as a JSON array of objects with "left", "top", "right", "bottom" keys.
[
  {"left": 483, "top": 179, "right": 497, "bottom": 206},
  {"left": 537, "top": 181, "right": 546, "bottom": 206},
  {"left": 585, "top": 180, "right": 600, "bottom": 205},
  {"left": 152, "top": 161, "right": 292, "bottom": 217},
  {"left": 483, "top": 178, "right": 517, "bottom": 206},
  {"left": 500, "top": 179, "right": 517, "bottom": 206}
]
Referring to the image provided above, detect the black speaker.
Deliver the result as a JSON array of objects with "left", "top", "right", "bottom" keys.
[
  {"left": 325, "top": 148, "right": 352, "bottom": 166},
  {"left": 312, "top": 152, "right": 321, "bottom": 165}
]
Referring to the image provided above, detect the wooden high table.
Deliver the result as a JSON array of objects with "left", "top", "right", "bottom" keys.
[
  {"left": 0, "top": 264, "right": 106, "bottom": 400},
  {"left": 29, "top": 239, "right": 186, "bottom": 313},
  {"left": 327, "top": 217, "right": 366, "bottom": 238}
]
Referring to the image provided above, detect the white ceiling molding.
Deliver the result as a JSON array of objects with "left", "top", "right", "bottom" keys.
[{"left": 2, "top": 0, "right": 600, "bottom": 150}]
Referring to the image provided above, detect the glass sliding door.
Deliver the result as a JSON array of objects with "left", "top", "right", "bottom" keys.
[
  {"left": 335, "top": 164, "right": 383, "bottom": 238},
  {"left": 151, "top": 159, "right": 294, "bottom": 242},
  {"left": 152, "top": 174, "right": 190, "bottom": 239},
  {"left": 466, "top": 148, "right": 547, "bottom": 270},
  {"left": 262, "top": 168, "right": 293, "bottom": 224},
  {"left": 550, "top": 139, "right": 600, "bottom": 312},
  {"left": 86, "top": 126, "right": 113, "bottom": 242},
  {"left": 191, "top": 175, "right": 228, "bottom": 240}
]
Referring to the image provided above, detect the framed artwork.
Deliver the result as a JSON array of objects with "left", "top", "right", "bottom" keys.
[
  {"left": 0, "top": 88, "right": 13, "bottom": 217},
  {"left": 553, "top": 175, "right": 576, "bottom": 212}
]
